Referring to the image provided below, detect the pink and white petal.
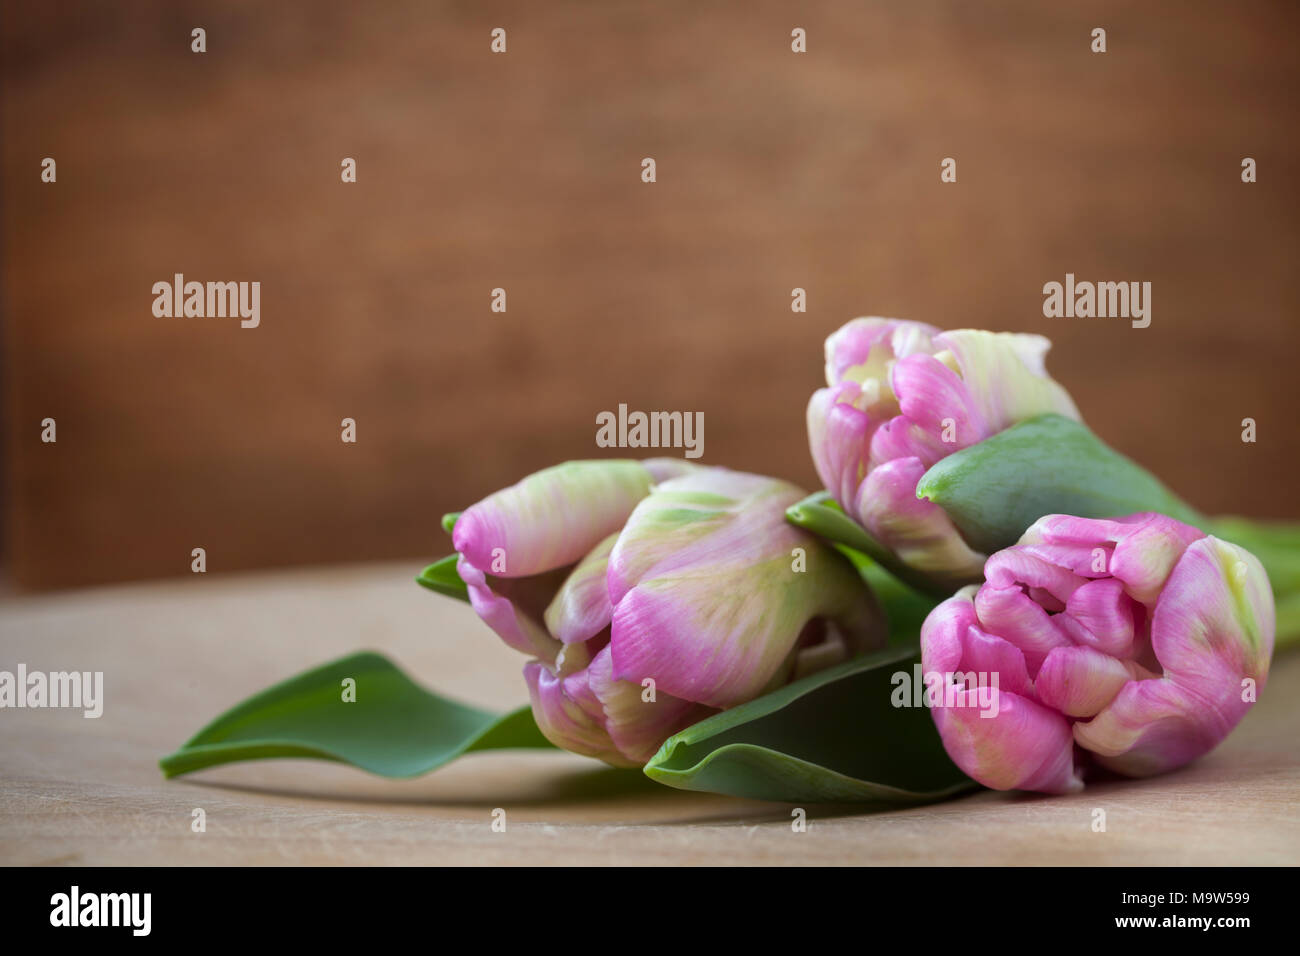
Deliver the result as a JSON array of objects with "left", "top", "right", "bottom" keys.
[
  {"left": 458, "top": 556, "right": 562, "bottom": 663},
  {"left": 983, "top": 548, "right": 1087, "bottom": 605},
  {"left": 890, "top": 352, "right": 990, "bottom": 454},
  {"left": 1058, "top": 577, "right": 1140, "bottom": 658},
  {"left": 867, "top": 416, "right": 951, "bottom": 474},
  {"left": 1021, "top": 512, "right": 1145, "bottom": 546},
  {"left": 855, "top": 457, "right": 986, "bottom": 588},
  {"left": 1072, "top": 676, "right": 1243, "bottom": 778},
  {"left": 544, "top": 532, "right": 619, "bottom": 645},
  {"left": 1016, "top": 541, "right": 1115, "bottom": 579},
  {"left": 807, "top": 385, "right": 873, "bottom": 510},
  {"left": 610, "top": 476, "right": 881, "bottom": 705},
  {"left": 524, "top": 660, "right": 635, "bottom": 768},
  {"left": 453, "top": 460, "right": 656, "bottom": 578},
  {"left": 586, "top": 647, "right": 713, "bottom": 765},
  {"left": 610, "top": 549, "right": 874, "bottom": 707},
  {"left": 887, "top": 320, "right": 944, "bottom": 361},
  {"left": 934, "top": 330, "right": 1081, "bottom": 434},
  {"left": 1109, "top": 516, "right": 1207, "bottom": 607},
  {"left": 824, "top": 317, "right": 937, "bottom": 386},
  {"left": 959, "top": 623, "right": 1035, "bottom": 699},
  {"left": 932, "top": 688, "right": 1082, "bottom": 793},
  {"left": 972, "top": 583, "right": 1073, "bottom": 677},
  {"left": 921, "top": 588, "right": 979, "bottom": 677},
  {"left": 1036, "top": 644, "right": 1151, "bottom": 718},
  {"left": 604, "top": 469, "right": 780, "bottom": 605},
  {"left": 642, "top": 458, "right": 699, "bottom": 483},
  {"left": 1149, "top": 537, "right": 1275, "bottom": 700}
]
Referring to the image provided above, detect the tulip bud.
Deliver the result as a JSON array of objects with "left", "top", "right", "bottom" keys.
[
  {"left": 919, "top": 512, "right": 1275, "bottom": 793},
  {"left": 454, "top": 461, "right": 885, "bottom": 767},
  {"left": 807, "top": 317, "right": 1080, "bottom": 589}
]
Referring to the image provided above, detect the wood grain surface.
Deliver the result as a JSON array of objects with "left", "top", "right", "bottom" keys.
[
  {"left": 4, "top": 0, "right": 1299, "bottom": 591},
  {"left": 1, "top": 562, "right": 1296, "bottom": 865}
]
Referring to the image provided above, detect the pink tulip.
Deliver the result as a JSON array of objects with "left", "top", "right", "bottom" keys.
[
  {"left": 807, "top": 317, "right": 1080, "bottom": 588},
  {"left": 454, "top": 460, "right": 884, "bottom": 766},
  {"left": 920, "top": 513, "right": 1275, "bottom": 793}
]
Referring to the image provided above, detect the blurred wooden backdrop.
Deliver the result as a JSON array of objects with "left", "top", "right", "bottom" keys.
[{"left": 3, "top": 0, "right": 1298, "bottom": 590}]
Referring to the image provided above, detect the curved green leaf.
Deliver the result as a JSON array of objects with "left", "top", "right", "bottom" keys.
[
  {"left": 416, "top": 554, "right": 470, "bottom": 602},
  {"left": 159, "top": 651, "right": 553, "bottom": 778},
  {"left": 916, "top": 413, "right": 1202, "bottom": 554},
  {"left": 644, "top": 645, "right": 976, "bottom": 805},
  {"left": 786, "top": 491, "right": 951, "bottom": 598}
]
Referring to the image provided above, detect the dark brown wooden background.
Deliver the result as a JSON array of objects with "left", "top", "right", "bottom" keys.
[{"left": 3, "top": 1, "right": 1297, "bottom": 591}]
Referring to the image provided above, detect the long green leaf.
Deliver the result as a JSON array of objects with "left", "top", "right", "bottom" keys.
[
  {"left": 644, "top": 645, "right": 976, "bottom": 805},
  {"left": 916, "top": 413, "right": 1202, "bottom": 554},
  {"left": 159, "top": 651, "right": 553, "bottom": 778}
]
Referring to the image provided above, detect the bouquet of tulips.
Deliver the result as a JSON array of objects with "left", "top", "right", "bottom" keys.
[{"left": 161, "top": 318, "right": 1298, "bottom": 803}]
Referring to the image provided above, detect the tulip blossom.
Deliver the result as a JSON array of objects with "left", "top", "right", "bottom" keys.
[
  {"left": 807, "top": 317, "right": 1081, "bottom": 588},
  {"left": 453, "top": 459, "right": 885, "bottom": 766},
  {"left": 920, "top": 513, "right": 1275, "bottom": 793}
]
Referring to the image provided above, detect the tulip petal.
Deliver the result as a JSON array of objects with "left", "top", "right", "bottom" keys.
[
  {"left": 1072, "top": 677, "right": 1230, "bottom": 778},
  {"left": 610, "top": 470, "right": 883, "bottom": 707},
  {"left": 642, "top": 458, "right": 699, "bottom": 484},
  {"left": 824, "top": 316, "right": 937, "bottom": 386},
  {"left": 1149, "top": 536, "right": 1275, "bottom": 701},
  {"left": 983, "top": 547, "right": 1088, "bottom": 604},
  {"left": 867, "top": 416, "right": 950, "bottom": 474},
  {"left": 958, "top": 624, "right": 1035, "bottom": 700},
  {"left": 932, "top": 687, "right": 1082, "bottom": 793},
  {"left": 585, "top": 647, "right": 713, "bottom": 765},
  {"left": 889, "top": 352, "right": 990, "bottom": 459},
  {"left": 920, "top": 589, "right": 979, "bottom": 679},
  {"left": 807, "top": 385, "right": 873, "bottom": 511},
  {"left": 605, "top": 468, "right": 778, "bottom": 605},
  {"left": 972, "top": 583, "right": 1073, "bottom": 677},
  {"left": 934, "top": 330, "right": 1081, "bottom": 434},
  {"left": 1020, "top": 512, "right": 1205, "bottom": 607},
  {"left": 1058, "top": 577, "right": 1141, "bottom": 658},
  {"left": 855, "top": 457, "right": 986, "bottom": 588},
  {"left": 453, "top": 460, "right": 659, "bottom": 578},
  {"left": 1036, "top": 644, "right": 1150, "bottom": 718},
  {"left": 457, "top": 555, "right": 563, "bottom": 663},
  {"left": 1109, "top": 516, "right": 1207, "bottom": 607},
  {"left": 922, "top": 588, "right": 1035, "bottom": 699},
  {"left": 544, "top": 533, "right": 619, "bottom": 644},
  {"left": 524, "top": 659, "right": 637, "bottom": 768}
]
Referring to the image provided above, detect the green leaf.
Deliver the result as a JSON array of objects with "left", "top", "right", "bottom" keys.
[
  {"left": 786, "top": 491, "right": 952, "bottom": 598},
  {"left": 159, "top": 651, "right": 553, "bottom": 778},
  {"left": 416, "top": 554, "right": 470, "bottom": 603},
  {"left": 441, "top": 511, "right": 461, "bottom": 536},
  {"left": 917, "top": 413, "right": 1203, "bottom": 554},
  {"left": 644, "top": 645, "right": 976, "bottom": 805},
  {"left": 834, "top": 547, "right": 939, "bottom": 643}
]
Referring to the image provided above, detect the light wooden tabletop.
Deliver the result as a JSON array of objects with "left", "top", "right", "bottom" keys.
[{"left": 1, "top": 562, "right": 1297, "bottom": 865}]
